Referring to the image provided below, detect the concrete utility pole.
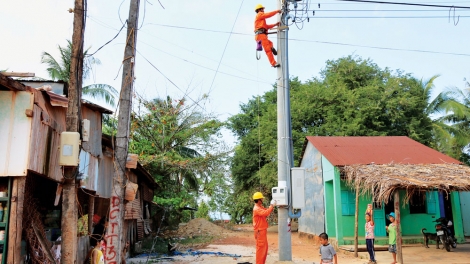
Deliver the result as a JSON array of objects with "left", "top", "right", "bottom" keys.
[
  {"left": 276, "top": 0, "right": 293, "bottom": 261},
  {"left": 61, "top": 0, "right": 84, "bottom": 262},
  {"left": 105, "top": 0, "right": 140, "bottom": 262}
]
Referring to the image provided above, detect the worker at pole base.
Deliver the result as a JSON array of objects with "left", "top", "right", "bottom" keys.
[
  {"left": 253, "top": 191, "right": 277, "bottom": 264},
  {"left": 254, "top": 4, "right": 281, "bottom": 68}
]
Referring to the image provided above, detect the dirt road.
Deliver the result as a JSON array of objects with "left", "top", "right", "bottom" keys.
[{"left": 129, "top": 223, "right": 470, "bottom": 264}]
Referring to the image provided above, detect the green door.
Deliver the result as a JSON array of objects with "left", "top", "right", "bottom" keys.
[{"left": 373, "top": 202, "right": 386, "bottom": 236}]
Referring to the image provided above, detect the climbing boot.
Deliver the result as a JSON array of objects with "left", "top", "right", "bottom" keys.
[
  {"left": 271, "top": 47, "right": 278, "bottom": 55},
  {"left": 272, "top": 63, "right": 280, "bottom": 68}
]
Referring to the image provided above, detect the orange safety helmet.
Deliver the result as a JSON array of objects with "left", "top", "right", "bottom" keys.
[{"left": 255, "top": 4, "right": 265, "bottom": 12}]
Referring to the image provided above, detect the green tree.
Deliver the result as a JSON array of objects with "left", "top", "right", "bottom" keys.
[
  {"left": 130, "top": 95, "right": 230, "bottom": 224},
  {"left": 228, "top": 55, "right": 435, "bottom": 221},
  {"left": 421, "top": 76, "right": 470, "bottom": 159},
  {"left": 195, "top": 201, "right": 211, "bottom": 220},
  {"left": 41, "top": 40, "right": 118, "bottom": 106}
]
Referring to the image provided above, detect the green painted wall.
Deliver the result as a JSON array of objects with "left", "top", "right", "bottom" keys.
[
  {"left": 451, "top": 192, "right": 465, "bottom": 243},
  {"left": 336, "top": 183, "right": 442, "bottom": 244},
  {"left": 322, "top": 156, "right": 335, "bottom": 182},
  {"left": 340, "top": 180, "right": 369, "bottom": 238},
  {"left": 399, "top": 190, "right": 440, "bottom": 235},
  {"left": 324, "top": 181, "right": 336, "bottom": 237}
]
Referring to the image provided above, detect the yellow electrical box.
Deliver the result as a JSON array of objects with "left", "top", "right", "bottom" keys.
[{"left": 59, "top": 132, "right": 80, "bottom": 166}]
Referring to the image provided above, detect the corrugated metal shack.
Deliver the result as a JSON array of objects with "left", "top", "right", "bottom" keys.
[{"left": 0, "top": 74, "right": 158, "bottom": 263}]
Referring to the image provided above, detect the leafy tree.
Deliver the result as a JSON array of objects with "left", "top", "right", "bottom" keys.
[
  {"left": 228, "top": 55, "right": 436, "bottom": 220},
  {"left": 421, "top": 76, "right": 470, "bottom": 159},
  {"left": 41, "top": 40, "right": 118, "bottom": 106},
  {"left": 129, "top": 95, "right": 230, "bottom": 224},
  {"left": 195, "top": 201, "right": 211, "bottom": 220}
]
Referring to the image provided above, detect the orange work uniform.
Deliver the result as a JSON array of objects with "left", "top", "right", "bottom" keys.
[
  {"left": 254, "top": 10, "right": 279, "bottom": 66},
  {"left": 253, "top": 203, "right": 274, "bottom": 264}
]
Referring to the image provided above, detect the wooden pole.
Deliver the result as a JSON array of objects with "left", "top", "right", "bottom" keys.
[
  {"left": 105, "top": 0, "right": 140, "bottom": 263},
  {"left": 354, "top": 187, "right": 359, "bottom": 257},
  {"left": 61, "top": 0, "right": 84, "bottom": 262},
  {"left": 394, "top": 191, "right": 404, "bottom": 264},
  {"left": 88, "top": 195, "right": 95, "bottom": 233}
]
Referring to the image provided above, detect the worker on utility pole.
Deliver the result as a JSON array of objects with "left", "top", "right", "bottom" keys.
[
  {"left": 254, "top": 4, "right": 281, "bottom": 68},
  {"left": 253, "top": 192, "right": 277, "bottom": 264}
]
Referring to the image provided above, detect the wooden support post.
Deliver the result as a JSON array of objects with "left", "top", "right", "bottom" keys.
[
  {"left": 394, "top": 191, "right": 404, "bottom": 264},
  {"left": 88, "top": 195, "right": 95, "bottom": 233},
  {"left": 105, "top": 0, "right": 140, "bottom": 263},
  {"left": 354, "top": 187, "right": 359, "bottom": 257},
  {"left": 61, "top": 0, "right": 84, "bottom": 262},
  {"left": 7, "top": 178, "right": 25, "bottom": 263}
]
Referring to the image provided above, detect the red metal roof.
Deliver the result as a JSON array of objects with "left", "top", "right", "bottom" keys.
[{"left": 305, "top": 136, "right": 461, "bottom": 166}]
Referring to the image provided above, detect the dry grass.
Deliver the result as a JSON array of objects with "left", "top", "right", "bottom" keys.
[{"left": 343, "top": 163, "right": 470, "bottom": 203}]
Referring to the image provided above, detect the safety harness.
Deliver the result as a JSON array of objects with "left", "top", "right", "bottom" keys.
[{"left": 254, "top": 28, "right": 267, "bottom": 35}]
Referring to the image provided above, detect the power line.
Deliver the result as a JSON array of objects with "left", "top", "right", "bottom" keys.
[
  {"left": 138, "top": 40, "right": 272, "bottom": 84},
  {"left": 87, "top": 19, "right": 127, "bottom": 57},
  {"left": 335, "top": 0, "right": 470, "bottom": 9},
  {"left": 87, "top": 16, "right": 273, "bottom": 84},
  {"left": 148, "top": 23, "right": 470, "bottom": 57},
  {"left": 309, "top": 15, "right": 470, "bottom": 17},
  {"left": 208, "top": 0, "right": 245, "bottom": 92}
]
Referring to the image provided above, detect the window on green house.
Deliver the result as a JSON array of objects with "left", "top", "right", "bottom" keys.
[
  {"left": 409, "top": 192, "right": 427, "bottom": 214},
  {"left": 341, "top": 190, "right": 356, "bottom": 216}
]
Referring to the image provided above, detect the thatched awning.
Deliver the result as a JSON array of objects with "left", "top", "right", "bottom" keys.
[{"left": 343, "top": 163, "right": 470, "bottom": 203}]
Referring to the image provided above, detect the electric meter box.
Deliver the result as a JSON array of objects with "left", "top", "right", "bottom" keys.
[
  {"left": 59, "top": 132, "right": 80, "bottom": 166},
  {"left": 291, "top": 167, "right": 305, "bottom": 208},
  {"left": 272, "top": 186, "right": 288, "bottom": 206}
]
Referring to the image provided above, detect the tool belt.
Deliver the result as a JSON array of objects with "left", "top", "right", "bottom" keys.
[{"left": 254, "top": 28, "right": 267, "bottom": 35}]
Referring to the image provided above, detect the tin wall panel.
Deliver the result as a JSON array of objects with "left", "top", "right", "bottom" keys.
[
  {"left": 28, "top": 105, "right": 63, "bottom": 181},
  {"left": 81, "top": 107, "right": 103, "bottom": 157},
  {"left": 0, "top": 91, "right": 34, "bottom": 176},
  {"left": 97, "top": 155, "right": 114, "bottom": 198}
]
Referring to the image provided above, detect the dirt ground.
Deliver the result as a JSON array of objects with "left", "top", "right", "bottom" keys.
[{"left": 128, "top": 219, "right": 470, "bottom": 264}]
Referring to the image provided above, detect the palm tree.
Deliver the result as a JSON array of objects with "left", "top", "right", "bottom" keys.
[
  {"left": 41, "top": 40, "right": 118, "bottom": 106},
  {"left": 422, "top": 75, "right": 470, "bottom": 159}
]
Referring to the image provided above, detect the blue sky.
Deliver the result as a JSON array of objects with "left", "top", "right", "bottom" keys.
[{"left": 1, "top": 0, "right": 470, "bottom": 147}]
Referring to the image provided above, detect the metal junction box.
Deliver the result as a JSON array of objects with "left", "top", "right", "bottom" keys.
[
  {"left": 291, "top": 167, "right": 305, "bottom": 208},
  {"left": 59, "top": 132, "right": 80, "bottom": 166}
]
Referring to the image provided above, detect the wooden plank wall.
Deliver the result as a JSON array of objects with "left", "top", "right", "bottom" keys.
[
  {"left": 28, "top": 90, "right": 66, "bottom": 182},
  {"left": 125, "top": 198, "right": 141, "bottom": 220},
  {"left": 7, "top": 177, "right": 26, "bottom": 263}
]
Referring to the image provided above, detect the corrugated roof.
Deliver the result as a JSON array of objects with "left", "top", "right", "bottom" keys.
[{"left": 305, "top": 136, "right": 461, "bottom": 166}]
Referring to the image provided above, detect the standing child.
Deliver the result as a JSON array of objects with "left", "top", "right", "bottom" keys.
[
  {"left": 365, "top": 207, "right": 376, "bottom": 264},
  {"left": 386, "top": 212, "right": 397, "bottom": 264},
  {"left": 319, "top": 233, "right": 338, "bottom": 264}
]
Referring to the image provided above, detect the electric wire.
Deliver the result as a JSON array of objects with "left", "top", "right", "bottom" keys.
[
  {"left": 140, "top": 30, "right": 271, "bottom": 82},
  {"left": 208, "top": 0, "right": 245, "bottom": 93},
  {"left": 136, "top": 49, "right": 205, "bottom": 109},
  {"left": 148, "top": 23, "right": 470, "bottom": 57},
  {"left": 335, "top": 0, "right": 470, "bottom": 9},
  {"left": 87, "top": 19, "right": 128, "bottom": 57},
  {"left": 87, "top": 17, "right": 273, "bottom": 84},
  {"left": 139, "top": 40, "right": 272, "bottom": 84}
]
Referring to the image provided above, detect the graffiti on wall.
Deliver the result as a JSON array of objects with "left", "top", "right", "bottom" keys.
[{"left": 106, "top": 195, "right": 121, "bottom": 264}]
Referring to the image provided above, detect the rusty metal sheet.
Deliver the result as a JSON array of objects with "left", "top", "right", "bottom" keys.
[
  {"left": 81, "top": 107, "right": 103, "bottom": 157},
  {"left": 0, "top": 91, "right": 34, "bottom": 176},
  {"left": 97, "top": 155, "right": 114, "bottom": 198},
  {"left": 305, "top": 136, "right": 461, "bottom": 166},
  {"left": 28, "top": 104, "right": 64, "bottom": 181}
]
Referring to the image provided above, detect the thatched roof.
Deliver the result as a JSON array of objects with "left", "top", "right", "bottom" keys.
[{"left": 344, "top": 163, "right": 470, "bottom": 203}]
